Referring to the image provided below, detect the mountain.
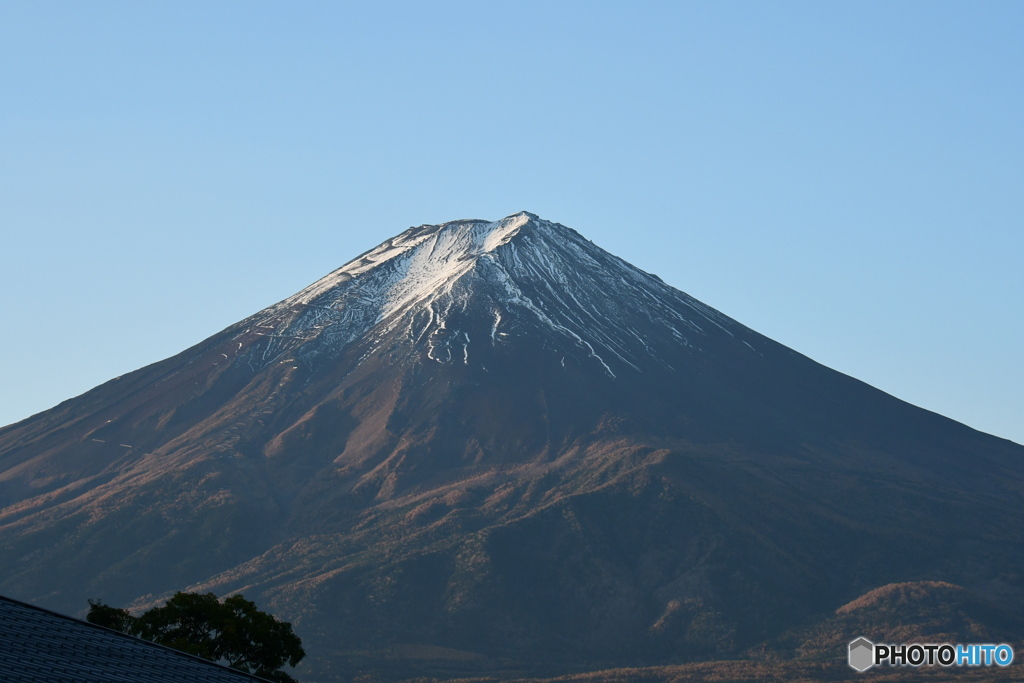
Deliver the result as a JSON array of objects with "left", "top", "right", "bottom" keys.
[
  {"left": 797, "top": 581, "right": 1024, "bottom": 657},
  {"left": 1, "top": 212, "right": 1022, "bottom": 681}
]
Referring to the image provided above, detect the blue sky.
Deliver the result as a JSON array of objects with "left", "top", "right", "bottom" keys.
[{"left": 1, "top": 1, "right": 1021, "bottom": 444}]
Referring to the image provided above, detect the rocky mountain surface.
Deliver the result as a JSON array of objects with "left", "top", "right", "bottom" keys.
[{"left": 1, "top": 212, "right": 1021, "bottom": 681}]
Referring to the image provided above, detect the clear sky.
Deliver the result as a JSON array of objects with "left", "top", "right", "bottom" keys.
[{"left": 1, "top": 1, "right": 1021, "bottom": 445}]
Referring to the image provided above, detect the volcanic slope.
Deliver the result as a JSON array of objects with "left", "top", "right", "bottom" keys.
[{"left": 1, "top": 212, "right": 1022, "bottom": 680}]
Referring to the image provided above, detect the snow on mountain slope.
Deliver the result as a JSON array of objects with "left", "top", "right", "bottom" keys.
[{"left": 239, "top": 212, "right": 755, "bottom": 376}]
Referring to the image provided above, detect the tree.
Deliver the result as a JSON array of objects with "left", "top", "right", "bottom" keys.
[
  {"left": 87, "top": 592, "right": 305, "bottom": 683},
  {"left": 85, "top": 599, "right": 136, "bottom": 632}
]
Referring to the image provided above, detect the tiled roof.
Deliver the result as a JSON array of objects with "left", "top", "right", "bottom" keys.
[{"left": 0, "top": 595, "right": 271, "bottom": 682}]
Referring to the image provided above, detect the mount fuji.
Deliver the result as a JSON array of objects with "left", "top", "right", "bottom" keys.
[{"left": 1, "top": 212, "right": 1021, "bottom": 680}]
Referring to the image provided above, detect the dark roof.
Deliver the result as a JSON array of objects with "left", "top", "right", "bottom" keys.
[{"left": 0, "top": 595, "right": 270, "bottom": 682}]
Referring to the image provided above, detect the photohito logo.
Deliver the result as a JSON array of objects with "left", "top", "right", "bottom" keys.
[{"left": 848, "top": 637, "right": 1014, "bottom": 671}]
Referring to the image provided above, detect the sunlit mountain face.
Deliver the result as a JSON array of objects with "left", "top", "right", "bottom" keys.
[{"left": 1, "top": 213, "right": 1021, "bottom": 681}]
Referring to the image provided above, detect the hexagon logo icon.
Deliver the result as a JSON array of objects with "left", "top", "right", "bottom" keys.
[{"left": 848, "top": 637, "right": 875, "bottom": 672}]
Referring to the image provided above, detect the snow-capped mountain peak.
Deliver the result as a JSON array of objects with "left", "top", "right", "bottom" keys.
[
  {"left": 290, "top": 212, "right": 533, "bottom": 308},
  {"left": 242, "top": 212, "right": 750, "bottom": 377}
]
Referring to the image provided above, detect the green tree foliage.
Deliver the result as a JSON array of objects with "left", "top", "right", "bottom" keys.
[
  {"left": 87, "top": 592, "right": 305, "bottom": 683},
  {"left": 85, "top": 599, "right": 135, "bottom": 633}
]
